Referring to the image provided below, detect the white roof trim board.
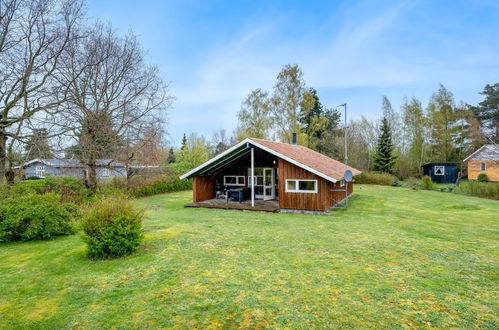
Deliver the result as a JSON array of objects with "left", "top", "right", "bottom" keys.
[
  {"left": 21, "top": 158, "right": 57, "bottom": 167},
  {"left": 180, "top": 138, "right": 339, "bottom": 183}
]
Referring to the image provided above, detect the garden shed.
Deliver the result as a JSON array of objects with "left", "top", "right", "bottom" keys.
[{"left": 421, "top": 162, "right": 458, "bottom": 184}]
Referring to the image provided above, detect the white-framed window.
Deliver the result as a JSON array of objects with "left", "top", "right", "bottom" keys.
[
  {"left": 35, "top": 165, "right": 46, "bottom": 178},
  {"left": 340, "top": 179, "right": 345, "bottom": 187},
  {"left": 285, "top": 179, "right": 318, "bottom": 193},
  {"left": 480, "top": 162, "right": 486, "bottom": 172},
  {"left": 102, "top": 168, "right": 110, "bottom": 177},
  {"left": 223, "top": 175, "right": 245, "bottom": 186},
  {"left": 434, "top": 166, "right": 445, "bottom": 175}
]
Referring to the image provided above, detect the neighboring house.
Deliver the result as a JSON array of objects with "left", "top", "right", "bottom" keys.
[
  {"left": 463, "top": 144, "right": 499, "bottom": 182},
  {"left": 19, "top": 159, "right": 127, "bottom": 179},
  {"left": 180, "top": 136, "right": 361, "bottom": 212},
  {"left": 421, "top": 162, "right": 459, "bottom": 184}
]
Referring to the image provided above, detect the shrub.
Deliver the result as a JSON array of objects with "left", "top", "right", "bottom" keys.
[
  {"left": 405, "top": 177, "right": 421, "bottom": 190},
  {"left": 128, "top": 177, "right": 192, "bottom": 198},
  {"left": 354, "top": 171, "right": 393, "bottom": 185},
  {"left": 477, "top": 173, "right": 488, "bottom": 182},
  {"left": 455, "top": 181, "right": 499, "bottom": 200},
  {"left": 82, "top": 197, "right": 144, "bottom": 259},
  {"left": 421, "top": 175, "right": 434, "bottom": 190},
  {"left": 9, "top": 177, "right": 92, "bottom": 203},
  {"left": 0, "top": 193, "right": 76, "bottom": 242}
]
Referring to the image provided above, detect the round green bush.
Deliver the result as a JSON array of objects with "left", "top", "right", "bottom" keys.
[
  {"left": 0, "top": 193, "right": 76, "bottom": 242},
  {"left": 82, "top": 197, "right": 144, "bottom": 259},
  {"left": 477, "top": 173, "right": 488, "bottom": 182}
]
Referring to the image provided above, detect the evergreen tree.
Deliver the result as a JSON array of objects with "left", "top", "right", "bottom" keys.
[
  {"left": 469, "top": 83, "right": 499, "bottom": 143},
  {"left": 299, "top": 88, "right": 340, "bottom": 150},
  {"left": 180, "top": 134, "right": 187, "bottom": 151},
  {"left": 373, "top": 117, "right": 396, "bottom": 173},
  {"left": 167, "top": 148, "right": 176, "bottom": 163}
]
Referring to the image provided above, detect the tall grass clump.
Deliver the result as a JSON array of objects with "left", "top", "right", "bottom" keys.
[
  {"left": 455, "top": 181, "right": 499, "bottom": 200},
  {"left": 421, "top": 175, "right": 434, "bottom": 190},
  {"left": 354, "top": 171, "right": 393, "bottom": 185},
  {"left": 82, "top": 197, "right": 144, "bottom": 259}
]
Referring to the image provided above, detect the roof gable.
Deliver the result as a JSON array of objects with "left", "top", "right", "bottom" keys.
[
  {"left": 463, "top": 144, "right": 499, "bottom": 162},
  {"left": 180, "top": 138, "right": 361, "bottom": 182}
]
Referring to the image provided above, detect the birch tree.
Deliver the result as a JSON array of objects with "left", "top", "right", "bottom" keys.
[{"left": 270, "top": 64, "right": 306, "bottom": 143}]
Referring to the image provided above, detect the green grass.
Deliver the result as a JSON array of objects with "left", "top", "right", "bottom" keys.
[{"left": 0, "top": 185, "right": 498, "bottom": 328}]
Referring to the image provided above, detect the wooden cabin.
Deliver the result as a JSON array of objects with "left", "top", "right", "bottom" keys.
[
  {"left": 180, "top": 136, "right": 361, "bottom": 212},
  {"left": 463, "top": 144, "right": 499, "bottom": 182}
]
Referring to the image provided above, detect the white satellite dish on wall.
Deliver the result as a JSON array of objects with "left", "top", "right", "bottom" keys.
[{"left": 344, "top": 169, "right": 353, "bottom": 182}]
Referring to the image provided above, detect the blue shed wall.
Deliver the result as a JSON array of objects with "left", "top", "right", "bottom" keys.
[{"left": 422, "top": 163, "right": 458, "bottom": 184}]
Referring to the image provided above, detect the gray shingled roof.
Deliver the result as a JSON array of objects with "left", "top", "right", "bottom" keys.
[
  {"left": 21, "top": 158, "right": 125, "bottom": 168},
  {"left": 463, "top": 144, "right": 499, "bottom": 161}
]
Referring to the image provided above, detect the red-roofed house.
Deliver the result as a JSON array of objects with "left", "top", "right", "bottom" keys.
[{"left": 180, "top": 136, "right": 361, "bottom": 213}]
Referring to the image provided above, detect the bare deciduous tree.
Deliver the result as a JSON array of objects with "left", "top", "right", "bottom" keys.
[
  {"left": 57, "top": 23, "right": 172, "bottom": 191},
  {"left": 0, "top": 0, "right": 83, "bottom": 185}
]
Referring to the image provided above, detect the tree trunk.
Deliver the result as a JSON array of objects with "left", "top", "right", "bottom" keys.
[
  {"left": 0, "top": 132, "right": 7, "bottom": 187},
  {"left": 126, "top": 164, "right": 132, "bottom": 189},
  {"left": 86, "top": 164, "right": 97, "bottom": 192},
  {"left": 85, "top": 150, "right": 98, "bottom": 192}
]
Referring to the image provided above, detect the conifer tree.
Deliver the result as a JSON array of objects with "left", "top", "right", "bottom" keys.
[
  {"left": 373, "top": 117, "right": 396, "bottom": 173},
  {"left": 180, "top": 134, "right": 187, "bottom": 151},
  {"left": 167, "top": 148, "right": 176, "bottom": 163}
]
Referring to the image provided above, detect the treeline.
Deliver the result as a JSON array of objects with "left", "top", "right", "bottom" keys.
[{"left": 166, "top": 63, "right": 497, "bottom": 181}]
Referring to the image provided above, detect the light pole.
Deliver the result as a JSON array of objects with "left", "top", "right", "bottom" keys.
[
  {"left": 336, "top": 103, "right": 347, "bottom": 167},
  {"left": 336, "top": 103, "right": 348, "bottom": 208}
]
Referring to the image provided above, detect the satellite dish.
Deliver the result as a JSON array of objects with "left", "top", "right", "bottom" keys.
[{"left": 344, "top": 169, "right": 353, "bottom": 182}]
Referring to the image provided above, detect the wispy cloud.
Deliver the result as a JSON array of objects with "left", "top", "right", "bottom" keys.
[{"left": 87, "top": 0, "right": 499, "bottom": 143}]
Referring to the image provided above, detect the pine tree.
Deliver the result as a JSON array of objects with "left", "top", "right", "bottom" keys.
[
  {"left": 167, "top": 148, "right": 176, "bottom": 163},
  {"left": 373, "top": 117, "right": 397, "bottom": 173},
  {"left": 180, "top": 134, "right": 187, "bottom": 151}
]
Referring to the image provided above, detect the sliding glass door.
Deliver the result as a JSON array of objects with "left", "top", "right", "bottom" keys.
[{"left": 248, "top": 167, "right": 275, "bottom": 200}]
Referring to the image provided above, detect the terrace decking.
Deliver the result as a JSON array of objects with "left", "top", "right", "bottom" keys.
[{"left": 185, "top": 198, "right": 279, "bottom": 212}]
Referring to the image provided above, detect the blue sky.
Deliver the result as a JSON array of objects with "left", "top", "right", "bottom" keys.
[{"left": 86, "top": 0, "right": 499, "bottom": 146}]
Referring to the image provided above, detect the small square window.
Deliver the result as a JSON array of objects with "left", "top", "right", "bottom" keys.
[
  {"left": 287, "top": 180, "right": 296, "bottom": 191},
  {"left": 434, "top": 166, "right": 445, "bottom": 175}
]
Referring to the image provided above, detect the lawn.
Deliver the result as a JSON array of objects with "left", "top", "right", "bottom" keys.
[{"left": 0, "top": 185, "right": 498, "bottom": 328}]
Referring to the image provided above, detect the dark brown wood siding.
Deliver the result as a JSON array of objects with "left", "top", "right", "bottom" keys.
[
  {"left": 278, "top": 159, "right": 354, "bottom": 211},
  {"left": 193, "top": 176, "right": 216, "bottom": 202},
  {"left": 277, "top": 159, "right": 330, "bottom": 211},
  {"left": 329, "top": 181, "right": 353, "bottom": 206}
]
